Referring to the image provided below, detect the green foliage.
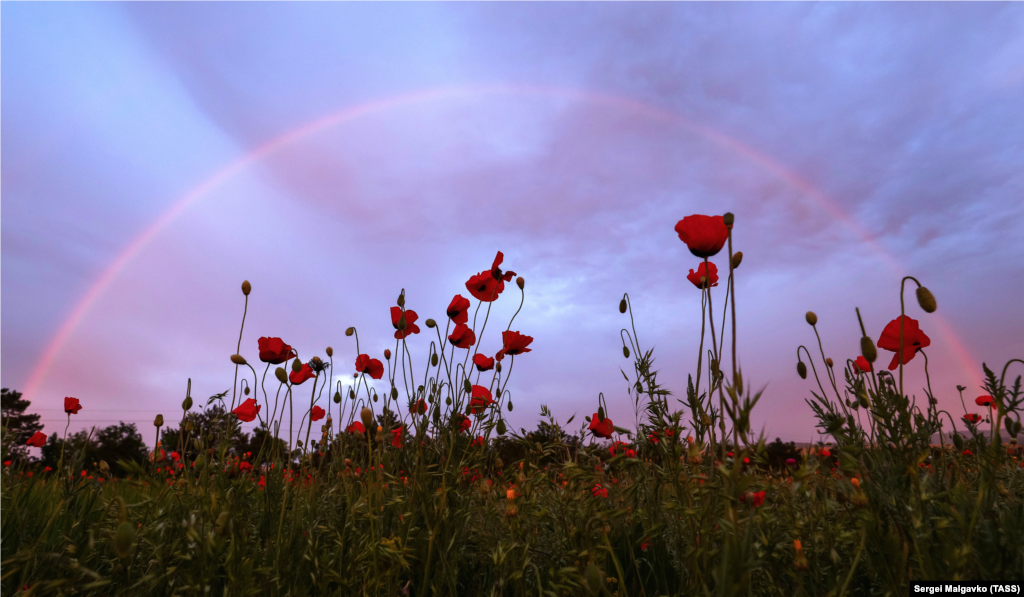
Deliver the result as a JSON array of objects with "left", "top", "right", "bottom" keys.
[{"left": 1, "top": 388, "right": 43, "bottom": 463}]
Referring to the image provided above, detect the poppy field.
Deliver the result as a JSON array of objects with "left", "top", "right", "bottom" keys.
[{"left": 2, "top": 213, "right": 1023, "bottom": 596}]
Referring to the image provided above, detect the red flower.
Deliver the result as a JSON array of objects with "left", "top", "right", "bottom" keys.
[
  {"left": 346, "top": 421, "right": 365, "bottom": 434},
  {"left": 591, "top": 484, "right": 609, "bottom": 498},
  {"left": 289, "top": 363, "right": 316, "bottom": 385},
  {"left": 610, "top": 441, "right": 634, "bottom": 457},
  {"left": 497, "top": 330, "right": 533, "bottom": 360},
  {"left": 686, "top": 261, "right": 719, "bottom": 289},
  {"left": 258, "top": 476, "right": 266, "bottom": 488},
  {"left": 453, "top": 413, "right": 472, "bottom": 434},
  {"left": 354, "top": 354, "right": 384, "bottom": 380},
  {"left": 877, "top": 316, "right": 931, "bottom": 371},
  {"left": 171, "top": 451, "right": 181, "bottom": 462},
  {"left": 258, "top": 337, "right": 297, "bottom": 364},
  {"left": 963, "top": 413, "right": 981, "bottom": 424},
  {"left": 64, "top": 397, "right": 82, "bottom": 415},
  {"left": 233, "top": 398, "right": 261, "bottom": 423},
  {"left": 26, "top": 431, "right": 47, "bottom": 448},
  {"left": 239, "top": 462, "right": 252, "bottom": 473},
  {"left": 447, "top": 294, "right": 471, "bottom": 325},
  {"left": 391, "top": 307, "right": 421, "bottom": 340},
  {"left": 854, "top": 356, "right": 872, "bottom": 373},
  {"left": 674, "top": 215, "right": 729, "bottom": 258},
  {"left": 647, "top": 428, "right": 676, "bottom": 444},
  {"left": 640, "top": 537, "right": 651, "bottom": 551},
  {"left": 589, "top": 414, "right": 614, "bottom": 439},
  {"left": 469, "top": 385, "right": 495, "bottom": 415},
  {"left": 741, "top": 490, "right": 766, "bottom": 508},
  {"left": 975, "top": 395, "right": 994, "bottom": 408},
  {"left": 409, "top": 399, "right": 427, "bottom": 415},
  {"left": 311, "top": 406, "right": 326, "bottom": 422},
  {"left": 465, "top": 251, "right": 516, "bottom": 302},
  {"left": 473, "top": 353, "right": 495, "bottom": 372},
  {"left": 390, "top": 426, "right": 404, "bottom": 448},
  {"left": 821, "top": 448, "right": 831, "bottom": 458},
  {"left": 448, "top": 324, "right": 476, "bottom": 349},
  {"left": 470, "top": 436, "right": 485, "bottom": 448}
]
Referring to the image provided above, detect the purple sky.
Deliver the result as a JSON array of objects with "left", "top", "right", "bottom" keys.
[{"left": 3, "top": 3, "right": 1023, "bottom": 448}]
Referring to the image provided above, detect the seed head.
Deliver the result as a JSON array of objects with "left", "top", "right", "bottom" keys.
[
  {"left": 860, "top": 336, "right": 877, "bottom": 363},
  {"left": 275, "top": 367, "right": 287, "bottom": 383},
  {"left": 425, "top": 318, "right": 436, "bottom": 328},
  {"left": 731, "top": 251, "right": 743, "bottom": 269},
  {"left": 916, "top": 286, "right": 937, "bottom": 313},
  {"left": 241, "top": 280, "right": 251, "bottom": 296},
  {"left": 153, "top": 414, "right": 164, "bottom": 427},
  {"left": 516, "top": 276, "right": 525, "bottom": 290},
  {"left": 722, "top": 212, "right": 735, "bottom": 228},
  {"left": 345, "top": 327, "right": 355, "bottom": 337},
  {"left": 805, "top": 311, "right": 817, "bottom": 326},
  {"left": 230, "top": 354, "right": 247, "bottom": 366},
  {"left": 360, "top": 407, "right": 374, "bottom": 428}
]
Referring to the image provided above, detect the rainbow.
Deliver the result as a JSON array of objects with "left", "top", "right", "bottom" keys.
[{"left": 21, "top": 83, "right": 982, "bottom": 403}]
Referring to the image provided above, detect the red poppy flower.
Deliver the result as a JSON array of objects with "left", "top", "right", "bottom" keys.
[
  {"left": 171, "top": 451, "right": 181, "bottom": 462},
  {"left": 346, "top": 421, "right": 365, "bottom": 434},
  {"left": 609, "top": 441, "right": 633, "bottom": 457},
  {"left": 447, "top": 294, "right": 471, "bottom": 325},
  {"left": 498, "top": 331, "right": 533, "bottom": 359},
  {"left": 390, "top": 426, "right": 404, "bottom": 448},
  {"left": 465, "top": 251, "right": 516, "bottom": 302},
  {"left": 448, "top": 324, "right": 477, "bottom": 349},
  {"left": 409, "top": 399, "right": 427, "bottom": 415},
  {"left": 62, "top": 396, "right": 83, "bottom": 415},
  {"left": 640, "top": 537, "right": 651, "bottom": 551},
  {"left": 686, "top": 261, "right": 719, "bottom": 289},
  {"left": 740, "top": 490, "right": 766, "bottom": 507},
  {"left": 877, "top": 316, "right": 931, "bottom": 371},
  {"left": 470, "top": 436, "right": 485, "bottom": 448},
  {"left": 821, "top": 448, "right": 831, "bottom": 458},
  {"left": 233, "top": 398, "right": 261, "bottom": 423},
  {"left": 963, "top": 413, "right": 981, "bottom": 424},
  {"left": 26, "top": 431, "right": 47, "bottom": 448},
  {"left": 391, "top": 307, "right": 421, "bottom": 340},
  {"left": 469, "top": 385, "right": 495, "bottom": 415},
  {"left": 854, "top": 356, "right": 872, "bottom": 373},
  {"left": 239, "top": 461, "right": 252, "bottom": 473},
  {"left": 975, "top": 395, "right": 994, "bottom": 408},
  {"left": 473, "top": 353, "right": 495, "bottom": 372},
  {"left": 674, "top": 215, "right": 729, "bottom": 258},
  {"left": 453, "top": 413, "right": 471, "bottom": 434},
  {"left": 258, "top": 337, "right": 297, "bottom": 364},
  {"left": 354, "top": 354, "right": 384, "bottom": 380},
  {"left": 311, "top": 406, "right": 326, "bottom": 422},
  {"left": 592, "top": 484, "right": 608, "bottom": 498},
  {"left": 289, "top": 363, "right": 316, "bottom": 385},
  {"left": 589, "top": 414, "right": 614, "bottom": 439}
]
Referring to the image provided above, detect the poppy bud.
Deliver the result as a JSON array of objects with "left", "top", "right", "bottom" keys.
[
  {"left": 230, "top": 354, "right": 246, "bottom": 365},
  {"left": 797, "top": 361, "right": 807, "bottom": 380},
  {"left": 334, "top": 391, "right": 342, "bottom": 404},
  {"left": 398, "top": 316, "right": 407, "bottom": 331},
  {"left": 858, "top": 391, "right": 870, "bottom": 409},
  {"left": 793, "top": 539, "right": 809, "bottom": 571},
  {"left": 431, "top": 354, "right": 439, "bottom": 367},
  {"left": 623, "top": 346, "right": 630, "bottom": 358},
  {"left": 496, "top": 362, "right": 502, "bottom": 373},
  {"left": 916, "top": 286, "right": 937, "bottom": 313},
  {"left": 384, "top": 349, "right": 392, "bottom": 360},
  {"left": 464, "top": 379, "right": 473, "bottom": 394},
  {"left": 722, "top": 212, "right": 734, "bottom": 228},
  {"left": 805, "top": 312, "right": 817, "bottom": 326},
  {"left": 516, "top": 276, "right": 525, "bottom": 290},
  {"left": 292, "top": 359, "right": 303, "bottom": 373},
  {"left": 153, "top": 414, "right": 164, "bottom": 427},
  {"left": 241, "top": 280, "right": 251, "bottom": 296},
  {"left": 585, "top": 562, "right": 604, "bottom": 595},
  {"left": 825, "top": 358, "right": 833, "bottom": 368},
  {"left": 360, "top": 407, "right": 374, "bottom": 428},
  {"left": 507, "top": 401, "right": 513, "bottom": 412},
  {"left": 425, "top": 318, "right": 436, "bottom": 328},
  {"left": 731, "top": 251, "right": 743, "bottom": 269},
  {"left": 619, "top": 298, "right": 627, "bottom": 314},
  {"left": 953, "top": 433, "right": 964, "bottom": 452},
  {"left": 391, "top": 387, "right": 399, "bottom": 400},
  {"left": 325, "top": 347, "right": 333, "bottom": 357},
  {"left": 185, "top": 421, "right": 194, "bottom": 432},
  {"left": 275, "top": 367, "right": 287, "bottom": 383},
  {"left": 598, "top": 407, "right": 606, "bottom": 421},
  {"left": 397, "top": 292, "right": 405, "bottom": 307},
  {"left": 860, "top": 337, "right": 877, "bottom": 363},
  {"left": 345, "top": 327, "right": 355, "bottom": 337},
  {"left": 497, "top": 419, "right": 507, "bottom": 435},
  {"left": 114, "top": 521, "right": 135, "bottom": 558},
  {"left": 244, "top": 386, "right": 250, "bottom": 395},
  {"left": 183, "top": 396, "right": 193, "bottom": 411},
  {"left": 373, "top": 393, "right": 379, "bottom": 402}
]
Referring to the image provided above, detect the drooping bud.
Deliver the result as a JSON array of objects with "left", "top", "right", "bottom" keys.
[
  {"left": 722, "top": 212, "right": 735, "bottom": 228},
  {"left": 825, "top": 358, "right": 834, "bottom": 368},
  {"left": 585, "top": 562, "right": 604, "bottom": 596},
  {"left": 805, "top": 312, "right": 817, "bottom": 326},
  {"left": 731, "top": 251, "right": 743, "bottom": 269},
  {"left": 597, "top": 407, "right": 605, "bottom": 421},
  {"left": 360, "top": 408, "right": 374, "bottom": 428},
  {"left": 516, "top": 276, "right": 525, "bottom": 290},
  {"left": 619, "top": 298, "right": 627, "bottom": 314},
  {"left": 241, "top": 280, "right": 251, "bottom": 296},
  {"left": 497, "top": 419, "right": 507, "bottom": 435},
  {"left": 292, "top": 359, "right": 303, "bottom": 373},
  {"left": 325, "top": 347, "right": 333, "bottom": 357},
  {"left": 345, "top": 327, "right": 355, "bottom": 337},
  {"left": 183, "top": 396, "right": 193, "bottom": 411},
  {"left": 953, "top": 433, "right": 964, "bottom": 452},
  {"left": 797, "top": 361, "right": 808, "bottom": 380},
  {"left": 465, "top": 379, "right": 473, "bottom": 394},
  {"left": 860, "top": 336, "right": 877, "bottom": 363},
  {"left": 623, "top": 346, "right": 630, "bottom": 358},
  {"left": 384, "top": 349, "right": 391, "bottom": 360},
  {"left": 425, "top": 318, "right": 436, "bottom": 328},
  {"left": 153, "top": 414, "right": 164, "bottom": 427},
  {"left": 244, "top": 386, "right": 250, "bottom": 395},
  {"left": 333, "top": 391, "right": 342, "bottom": 404},
  {"left": 507, "top": 401, "right": 513, "bottom": 412},
  {"left": 431, "top": 353, "right": 439, "bottom": 367},
  {"left": 275, "top": 367, "right": 287, "bottom": 383},
  {"left": 114, "top": 521, "right": 135, "bottom": 558},
  {"left": 230, "top": 354, "right": 247, "bottom": 366},
  {"left": 916, "top": 286, "right": 937, "bottom": 313}
]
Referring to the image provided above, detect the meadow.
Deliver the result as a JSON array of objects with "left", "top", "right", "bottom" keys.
[{"left": 2, "top": 213, "right": 1022, "bottom": 596}]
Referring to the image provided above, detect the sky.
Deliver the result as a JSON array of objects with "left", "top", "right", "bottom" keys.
[{"left": 3, "top": 3, "right": 1023, "bottom": 449}]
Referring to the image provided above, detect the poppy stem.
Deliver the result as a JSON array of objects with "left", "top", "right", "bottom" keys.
[
  {"left": 230, "top": 293, "right": 249, "bottom": 413},
  {"left": 703, "top": 257, "right": 727, "bottom": 465}
]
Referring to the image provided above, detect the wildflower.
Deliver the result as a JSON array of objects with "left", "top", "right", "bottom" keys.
[
  {"left": 26, "top": 431, "right": 46, "bottom": 448},
  {"left": 409, "top": 399, "right": 427, "bottom": 416},
  {"left": 496, "top": 330, "right": 533, "bottom": 361},
  {"left": 391, "top": 307, "right": 421, "bottom": 340},
  {"left": 258, "top": 337, "right": 297, "bottom": 364},
  {"left": 232, "top": 398, "right": 261, "bottom": 423},
  {"left": 446, "top": 294, "right": 471, "bottom": 325},
  {"left": 640, "top": 537, "right": 651, "bottom": 551},
  {"left": 592, "top": 484, "right": 608, "bottom": 498},
  {"left": 854, "top": 356, "right": 871, "bottom": 373},
  {"left": 346, "top": 421, "right": 366, "bottom": 435},
  {"left": 390, "top": 427, "right": 404, "bottom": 448},
  {"left": 311, "top": 406, "right": 325, "bottom": 422},
  {"left": 686, "top": 261, "right": 719, "bottom": 289},
  {"left": 258, "top": 476, "right": 266, "bottom": 488},
  {"left": 470, "top": 436, "right": 485, "bottom": 448},
  {"left": 453, "top": 413, "right": 472, "bottom": 434},
  {"left": 962, "top": 449, "right": 973, "bottom": 456},
  {"left": 786, "top": 458, "right": 796, "bottom": 466},
  {"left": 793, "top": 539, "right": 809, "bottom": 571},
  {"left": 289, "top": 363, "right": 316, "bottom": 385},
  {"left": 466, "top": 251, "right": 517, "bottom": 302},
  {"left": 473, "top": 353, "right": 495, "bottom": 372},
  {"left": 963, "top": 413, "right": 981, "bottom": 424},
  {"left": 448, "top": 324, "right": 477, "bottom": 349},
  {"left": 44, "top": 466, "right": 52, "bottom": 472},
  {"left": 876, "top": 316, "right": 931, "bottom": 370},
  {"left": 674, "top": 214, "right": 729, "bottom": 258},
  {"left": 588, "top": 413, "right": 614, "bottom": 439},
  {"left": 171, "top": 451, "right": 180, "bottom": 462},
  {"left": 609, "top": 441, "right": 632, "bottom": 457},
  {"left": 64, "top": 397, "right": 83, "bottom": 415},
  {"left": 469, "top": 385, "right": 495, "bottom": 415},
  {"left": 821, "top": 448, "right": 831, "bottom": 458},
  {"left": 354, "top": 354, "right": 384, "bottom": 380},
  {"left": 975, "top": 395, "right": 994, "bottom": 408},
  {"left": 239, "top": 462, "right": 252, "bottom": 473},
  {"left": 741, "top": 490, "right": 766, "bottom": 507}
]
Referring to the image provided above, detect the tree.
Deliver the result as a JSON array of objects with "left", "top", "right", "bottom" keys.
[
  {"left": 764, "top": 437, "right": 803, "bottom": 470},
  {"left": 39, "top": 422, "right": 149, "bottom": 475},
  {"left": 1, "top": 388, "right": 43, "bottom": 463}
]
